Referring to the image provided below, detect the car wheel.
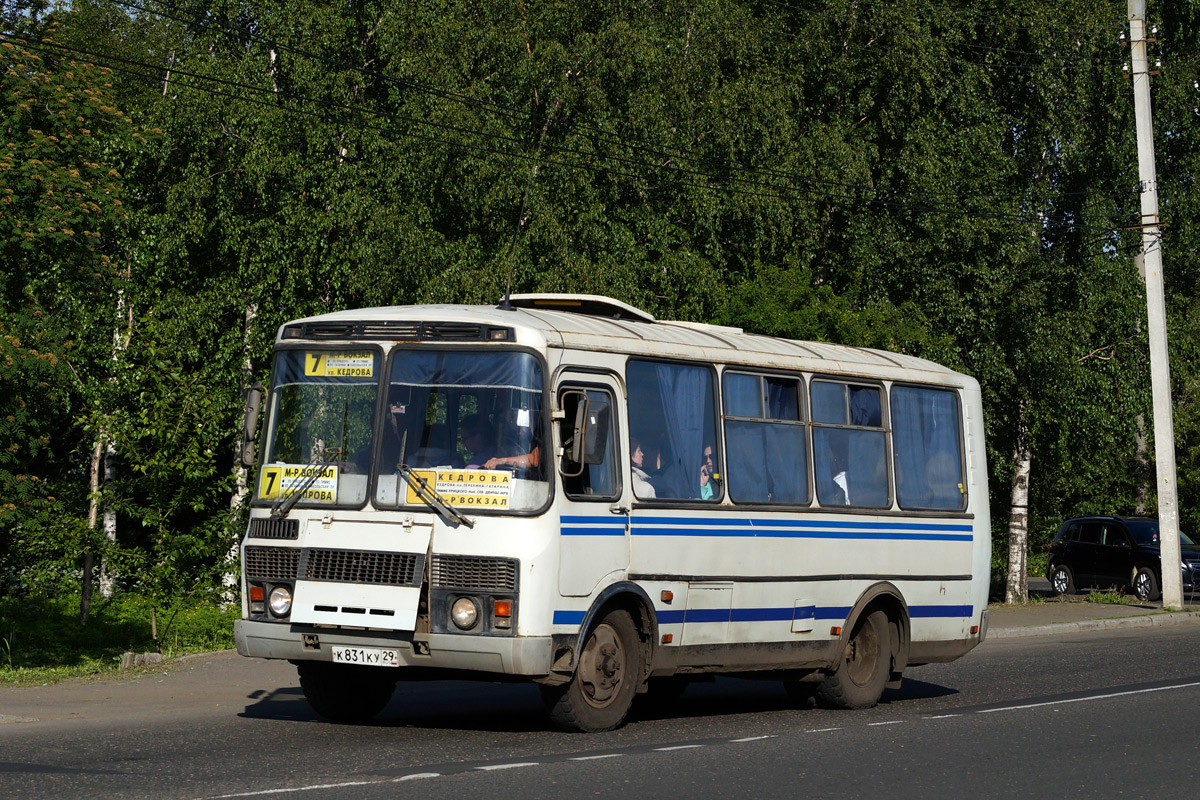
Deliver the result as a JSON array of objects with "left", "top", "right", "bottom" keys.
[
  {"left": 1132, "top": 567, "right": 1161, "bottom": 601},
  {"left": 1049, "top": 564, "right": 1075, "bottom": 596}
]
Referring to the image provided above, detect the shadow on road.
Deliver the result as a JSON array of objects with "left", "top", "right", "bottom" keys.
[{"left": 236, "top": 673, "right": 960, "bottom": 732}]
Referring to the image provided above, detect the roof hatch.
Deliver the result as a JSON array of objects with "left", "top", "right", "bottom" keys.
[{"left": 504, "top": 293, "right": 657, "bottom": 323}]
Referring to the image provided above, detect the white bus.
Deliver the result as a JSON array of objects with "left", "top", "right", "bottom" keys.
[{"left": 235, "top": 294, "right": 991, "bottom": 732}]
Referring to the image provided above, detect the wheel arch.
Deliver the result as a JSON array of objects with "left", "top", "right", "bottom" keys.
[
  {"left": 838, "top": 582, "right": 911, "bottom": 686},
  {"left": 549, "top": 581, "right": 656, "bottom": 690}
]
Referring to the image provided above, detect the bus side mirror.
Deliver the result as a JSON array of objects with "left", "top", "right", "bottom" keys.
[
  {"left": 582, "top": 397, "right": 610, "bottom": 465},
  {"left": 241, "top": 383, "right": 265, "bottom": 467},
  {"left": 560, "top": 390, "right": 589, "bottom": 477}
]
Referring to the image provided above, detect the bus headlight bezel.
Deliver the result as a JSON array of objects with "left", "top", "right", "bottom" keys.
[
  {"left": 450, "top": 596, "right": 480, "bottom": 630},
  {"left": 268, "top": 585, "right": 293, "bottom": 617}
]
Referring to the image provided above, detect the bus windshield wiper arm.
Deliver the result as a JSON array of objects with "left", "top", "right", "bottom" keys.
[
  {"left": 397, "top": 464, "right": 475, "bottom": 529},
  {"left": 270, "top": 447, "right": 341, "bottom": 518}
]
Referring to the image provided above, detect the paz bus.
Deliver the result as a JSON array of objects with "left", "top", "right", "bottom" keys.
[{"left": 234, "top": 294, "right": 990, "bottom": 732}]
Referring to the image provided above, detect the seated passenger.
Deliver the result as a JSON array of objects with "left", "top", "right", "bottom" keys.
[
  {"left": 698, "top": 444, "right": 719, "bottom": 500},
  {"left": 631, "top": 437, "right": 656, "bottom": 498},
  {"left": 460, "top": 413, "right": 540, "bottom": 471}
]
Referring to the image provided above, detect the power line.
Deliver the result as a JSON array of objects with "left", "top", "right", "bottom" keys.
[
  {"left": 100, "top": 0, "right": 1133, "bottom": 205},
  {"left": 3, "top": 29, "right": 1135, "bottom": 236}
]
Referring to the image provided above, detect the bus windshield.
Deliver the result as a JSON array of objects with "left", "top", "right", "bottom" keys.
[
  {"left": 373, "top": 349, "right": 548, "bottom": 513},
  {"left": 257, "top": 349, "right": 382, "bottom": 509}
]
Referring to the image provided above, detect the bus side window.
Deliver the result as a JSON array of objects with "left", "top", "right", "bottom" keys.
[
  {"left": 560, "top": 388, "right": 619, "bottom": 500},
  {"left": 891, "top": 385, "right": 966, "bottom": 511},
  {"left": 812, "top": 380, "right": 888, "bottom": 508},
  {"left": 626, "top": 360, "right": 719, "bottom": 501},
  {"left": 723, "top": 372, "right": 809, "bottom": 505}
]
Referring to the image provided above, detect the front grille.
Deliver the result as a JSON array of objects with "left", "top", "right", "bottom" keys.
[
  {"left": 302, "top": 549, "right": 423, "bottom": 586},
  {"left": 246, "top": 517, "right": 299, "bottom": 540},
  {"left": 283, "top": 321, "right": 511, "bottom": 342},
  {"left": 244, "top": 546, "right": 301, "bottom": 581},
  {"left": 431, "top": 555, "right": 518, "bottom": 591}
]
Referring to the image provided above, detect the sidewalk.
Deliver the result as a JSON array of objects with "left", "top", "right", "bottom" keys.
[{"left": 986, "top": 577, "right": 1200, "bottom": 639}]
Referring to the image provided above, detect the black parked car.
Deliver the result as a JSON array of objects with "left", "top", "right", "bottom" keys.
[{"left": 1046, "top": 516, "right": 1200, "bottom": 601}]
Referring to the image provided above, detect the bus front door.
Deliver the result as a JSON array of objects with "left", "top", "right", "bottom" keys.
[{"left": 556, "top": 378, "right": 629, "bottom": 597}]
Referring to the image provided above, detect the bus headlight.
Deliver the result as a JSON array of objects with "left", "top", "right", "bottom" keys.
[
  {"left": 268, "top": 585, "right": 293, "bottom": 617},
  {"left": 451, "top": 597, "right": 480, "bottom": 630}
]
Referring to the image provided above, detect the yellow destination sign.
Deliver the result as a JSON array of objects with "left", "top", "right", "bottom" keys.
[
  {"left": 304, "top": 351, "right": 374, "bottom": 378},
  {"left": 258, "top": 464, "right": 339, "bottom": 503},
  {"left": 405, "top": 469, "right": 513, "bottom": 509}
]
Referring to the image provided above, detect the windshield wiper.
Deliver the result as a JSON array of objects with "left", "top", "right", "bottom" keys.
[
  {"left": 270, "top": 446, "right": 341, "bottom": 518},
  {"left": 397, "top": 464, "right": 475, "bottom": 529},
  {"left": 271, "top": 401, "right": 349, "bottom": 519}
]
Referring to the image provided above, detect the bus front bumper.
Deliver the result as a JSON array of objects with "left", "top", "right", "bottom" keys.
[{"left": 235, "top": 619, "right": 553, "bottom": 677}]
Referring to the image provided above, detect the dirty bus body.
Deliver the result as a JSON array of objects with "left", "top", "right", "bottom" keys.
[{"left": 234, "top": 294, "right": 991, "bottom": 732}]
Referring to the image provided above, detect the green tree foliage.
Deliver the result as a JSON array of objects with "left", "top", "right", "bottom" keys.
[
  {"left": 1, "top": 0, "right": 1196, "bottom": 605},
  {"left": 0, "top": 16, "right": 138, "bottom": 589}
]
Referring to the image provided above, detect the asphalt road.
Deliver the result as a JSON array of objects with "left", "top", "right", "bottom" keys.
[{"left": 3, "top": 625, "right": 1199, "bottom": 799}]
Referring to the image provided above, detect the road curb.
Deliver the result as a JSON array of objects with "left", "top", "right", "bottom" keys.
[{"left": 989, "top": 609, "right": 1200, "bottom": 639}]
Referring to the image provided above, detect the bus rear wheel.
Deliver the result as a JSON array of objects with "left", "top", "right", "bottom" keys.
[
  {"left": 298, "top": 662, "right": 396, "bottom": 724},
  {"left": 542, "top": 609, "right": 640, "bottom": 732},
  {"left": 815, "top": 610, "right": 891, "bottom": 710}
]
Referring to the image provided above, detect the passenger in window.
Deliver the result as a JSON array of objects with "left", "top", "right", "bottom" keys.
[
  {"left": 630, "top": 437, "right": 656, "bottom": 498},
  {"left": 644, "top": 442, "right": 666, "bottom": 479},
  {"left": 460, "top": 413, "right": 540, "bottom": 471},
  {"left": 699, "top": 445, "right": 719, "bottom": 500}
]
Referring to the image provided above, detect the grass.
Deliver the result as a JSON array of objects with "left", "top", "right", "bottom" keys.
[
  {"left": 0, "top": 592, "right": 238, "bottom": 686},
  {"left": 1084, "top": 590, "right": 1137, "bottom": 605}
]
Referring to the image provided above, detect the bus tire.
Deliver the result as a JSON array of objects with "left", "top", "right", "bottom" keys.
[
  {"left": 542, "top": 609, "right": 640, "bottom": 732},
  {"left": 298, "top": 662, "right": 396, "bottom": 724},
  {"left": 815, "top": 609, "right": 891, "bottom": 710}
]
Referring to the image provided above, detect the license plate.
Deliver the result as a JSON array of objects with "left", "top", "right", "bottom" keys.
[{"left": 330, "top": 646, "right": 399, "bottom": 667}]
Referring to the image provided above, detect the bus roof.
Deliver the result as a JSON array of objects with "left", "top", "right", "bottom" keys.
[{"left": 281, "top": 294, "right": 968, "bottom": 384}]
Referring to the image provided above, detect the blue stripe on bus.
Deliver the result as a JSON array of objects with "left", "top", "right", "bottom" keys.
[
  {"left": 909, "top": 604, "right": 974, "bottom": 618},
  {"left": 563, "top": 515, "right": 972, "bottom": 532},
  {"left": 634, "top": 516, "right": 973, "bottom": 532},
  {"left": 560, "top": 527, "right": 626, "bottom": 536},
  {"left": 559, "top": 515, "right": 973, "bottom": 541},
  {"left": 553, "top": 610, "right": 587, "bottom": 625},
  {"left": 553, "top": 605, "right": 972, "bottom": 627},
  {"left": 633, "top": 527, "right": 971, "bottom": 542}
]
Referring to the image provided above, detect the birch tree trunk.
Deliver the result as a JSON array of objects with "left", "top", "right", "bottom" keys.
[
  {"left": 224, "top": 304, "right": 259, "bottom": 593},
  {"left": 1005, "top": 413, "right": 1032, "bottom": 604},
  {"left": 81, "top": 437, "right": 103, "bottom": 625},
  {"left": 98, "top": 283, "right": 131, "bottom": 598},
  {"left": 98, "top": 442, "right": 118, "bottom": 597}
]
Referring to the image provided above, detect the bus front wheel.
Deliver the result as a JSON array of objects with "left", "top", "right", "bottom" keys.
[
  {"left": 815, "top": 609, "right": 891, "bottom": 710},
  {"left": 298, "top": 661, "right": 396, "bottom": 724},
  {"left": 542, "top": 609, "right": 640, "bottom": 732}
]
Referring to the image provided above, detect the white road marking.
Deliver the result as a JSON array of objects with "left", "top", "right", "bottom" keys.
[
  {"left": 570, "top": 754, "right": 625, "bottom": 761},
  {"left": 210, "top": 780, "right": 381, "bottom": 797},
  {"left": 976, "top": 680, "right": 1200, "bottom": 714},
  {"left": 208, "top": 682, "right": 1200, "bottom": 799}
]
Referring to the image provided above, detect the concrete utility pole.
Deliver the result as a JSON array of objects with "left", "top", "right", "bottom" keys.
[{"left": 1128, "top": 0, "right": 1183, "bottom": 609}]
